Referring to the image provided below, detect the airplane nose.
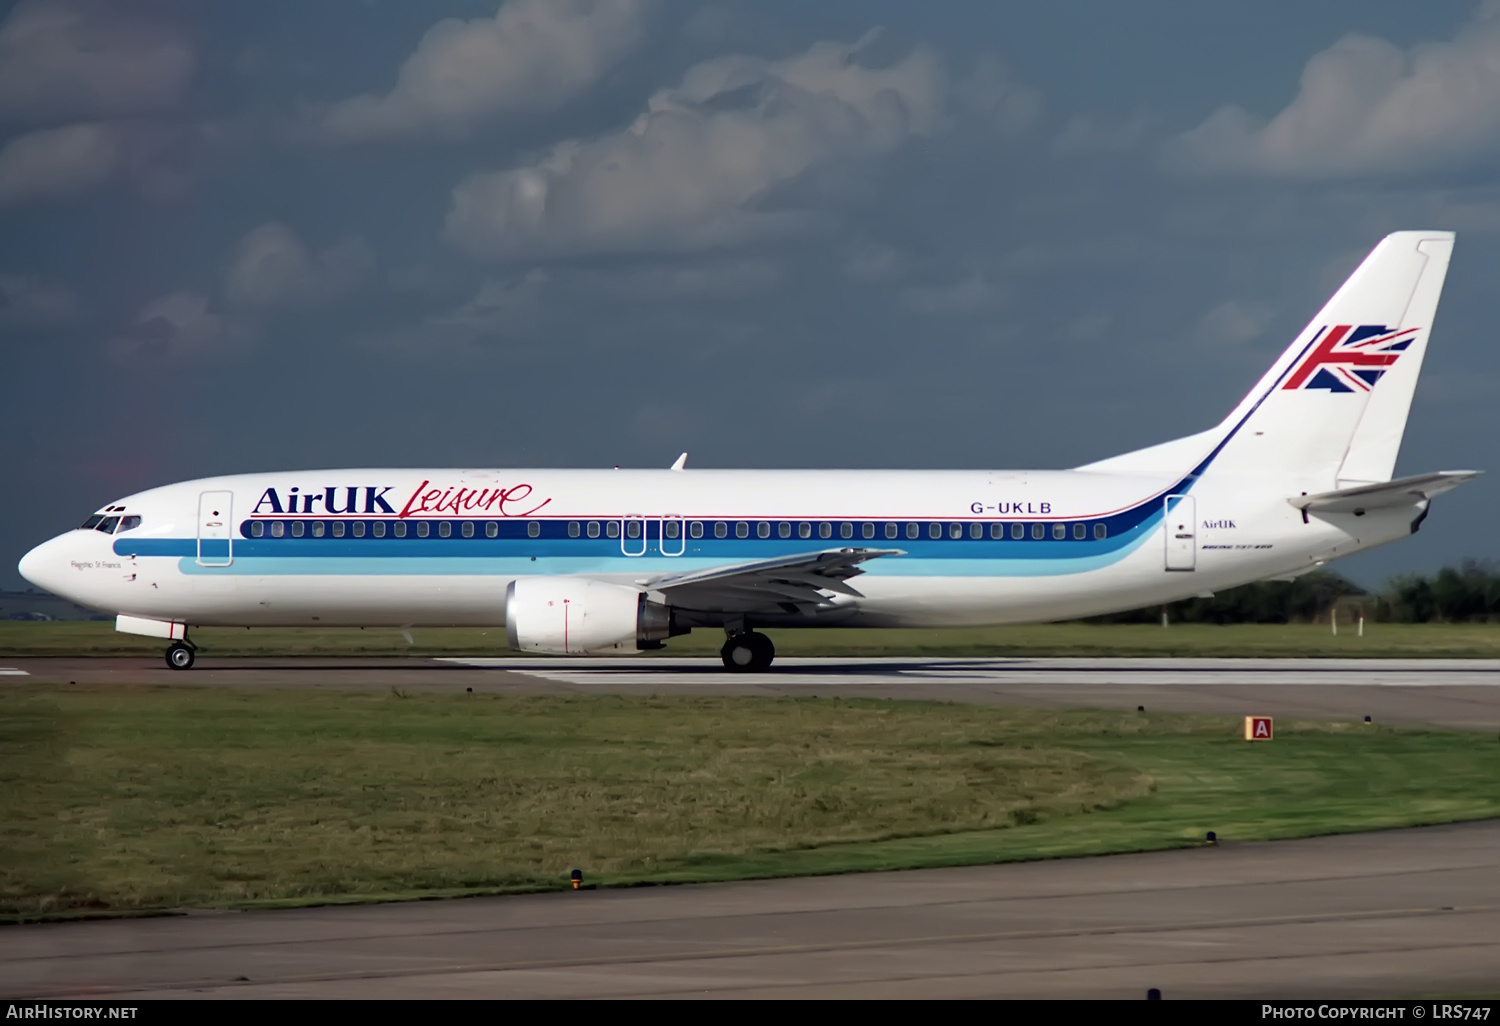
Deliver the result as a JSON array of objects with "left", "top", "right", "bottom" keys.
[{"left": 18, "top": 535, "right": 69, "bottom": 596}]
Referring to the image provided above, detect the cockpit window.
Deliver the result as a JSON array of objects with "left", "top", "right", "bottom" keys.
[
  {"left": 96, "top": 516, "right": 120, "bottom": 533},
  {"left": 117, "top": 516, "right": 142, "bottom": 533},
  {"left": 80, "top": 515, "right": 104, "bottom": 530}
]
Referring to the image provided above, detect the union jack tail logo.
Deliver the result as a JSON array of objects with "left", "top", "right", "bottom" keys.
[{"left": 1281, "top": 324, "right": 1418, "bottom": 393}]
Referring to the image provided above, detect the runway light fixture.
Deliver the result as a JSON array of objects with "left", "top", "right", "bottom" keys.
[
  {"left": 1205, "top": 831, "right": 1217, "bottom": 845},
  {"left": 1364, "top": 715, "right": 1371, "bottom": 722},
  {"left": 571, "top": 869, "right": 583, "bottom": 890},
  {"left": 1147, "top": 988, "right": 1162, "bottom": 1000}
]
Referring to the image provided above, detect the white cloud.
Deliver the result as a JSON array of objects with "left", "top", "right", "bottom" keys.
[
  {"left": 1054, "top": 112, "right": 1153, "bottom": 156},
  {"left": 957, "top": 55, "right": 1041, "bottom": 135},
  {"left": 443, "top": 34, "right": 947, "bottom": 259},
  {"left": 0, "top": 272, "right": 82, "bottom": 330},
  {"left": 898, "top": 273, "right": 1004, "bottom": 317},
  {"left": 224, "top": 223, "right": 374, "bottom": 309},
  {"left": 0, "top": 0, "right": 194, "bottom": 125},
  {"left": 0, "top": 117, "right": 210, "bottom": 206},
  {"left": 842, "top": 240, "right": 907, "bottom": 282},
  {"left": 320, "top": 0, "right": 646, "bottom": 142},
  {"left": 105, "top": 292, "right": 251, "bottom": 361},
  {"left": 435, "top": 271, "right": 551, "bottom": 333},
  {"left": 0, "top": 122, "right": 120, "bottom": 203},
  {"left": 578, "top": 259, "right": 780, "bottom": 302},
  {"left": 1194, "top": 300, "right": 1272, "bottom": 346},
  {"left": 1165, "top": 11, "right": 1500, "bottom": 178}
]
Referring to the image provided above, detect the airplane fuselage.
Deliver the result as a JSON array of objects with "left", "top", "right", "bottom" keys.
[{"left": 25, "top": 466, "right": 1410, "bottom": 631}]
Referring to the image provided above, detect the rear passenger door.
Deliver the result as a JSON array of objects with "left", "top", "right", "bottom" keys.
[{"left": 1164, "top": 495, "right": 1195, "bottom": 571}]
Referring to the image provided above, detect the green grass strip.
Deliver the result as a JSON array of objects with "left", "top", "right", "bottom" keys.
[{"left": 2, "top": 688, "right": 1497, "bottom": 921}]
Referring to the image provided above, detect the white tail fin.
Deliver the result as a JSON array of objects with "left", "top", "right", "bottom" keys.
[{"left": 1087, "top": 231, "right": 1454, "bottom": 489}]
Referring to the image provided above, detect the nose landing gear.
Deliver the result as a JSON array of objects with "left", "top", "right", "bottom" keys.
[
  {"left": 165, "top": 640, "right": 196, "bottom": 671},
  {"left": 720, "top": 631, "right": 775, "bottom": 672}
]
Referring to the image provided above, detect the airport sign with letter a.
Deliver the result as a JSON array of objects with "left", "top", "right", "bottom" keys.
[{"left": 1244, "top": 716, "right": 1273, "bottom": 741}]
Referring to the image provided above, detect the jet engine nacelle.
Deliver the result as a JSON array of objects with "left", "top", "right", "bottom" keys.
[{"left": 504, "top": 577, "right": 672, "bottom": 654}]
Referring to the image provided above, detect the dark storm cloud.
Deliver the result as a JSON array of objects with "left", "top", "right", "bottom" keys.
[{"left": 0, "top": 0, "right": 1496, "bottom": 591}]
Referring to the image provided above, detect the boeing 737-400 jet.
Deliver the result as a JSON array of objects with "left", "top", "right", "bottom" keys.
[{"left": 18, "top": 231, "right": 1480, "bottom": 671}]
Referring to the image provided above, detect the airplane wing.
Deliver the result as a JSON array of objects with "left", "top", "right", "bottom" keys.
[
  {"left": 1290, "top": 470, "right": 1481, "bottom": 514},
  {"left": 640, "top": 547, "right": 904, "bottom": 614}
]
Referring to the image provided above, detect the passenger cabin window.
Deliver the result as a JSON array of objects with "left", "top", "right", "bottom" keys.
[
  {"left": 1073, "top": 523, "right": 1086, "bottom": 539},
  {"left": 312, "top": 521, "right": 325, "bottom": 538},
  {"left": 374, "top": 522, "right": 387, "bottom": 538},
  {"left": 568, "top": 522, "right": 581, "bottom": 538},
  {"left": 886, "top": 523, "right": 899, "bottom": 540},
  {"left": 606, "top": 522, "right": 619, "bottom": 538},
  {"left": 526, "top": 522, "right": 539, "bottom": 538},
  {"left": 779, "top": 522, "right": 792, "bottom": 538},
  {"left": 715, "top": 522, "right": 728, "bottom": 538},
  {"left": 292, "top": 521, "right": 305, "bottom": 538},
  {"left": 736, "top": 522, "right": 749, "bottom": 538},
  {"left": 438, "top": 522, "right": 451, "bottom": 538},
  {"left": 352, "top": 522, "right": 365, "bottom": 538},
  {"left": 665, "top": 520, "right": 681, "bottom": 539},
  {"left": 626, "top": 520, "right": 641, "bottom": 539},
  {"left": 251, "top": 522, "right": 264, "bottom": 538},
  {"left": 587, "top": 521, "right": 600, "bottom": 538},
  {"left": 990, "top": 523, "right": 1003, "bottom": 539},
  {"left": 418, "top": 522, "right": 431, "bottom": 538},
  {"left": 1094, "top": 523, "right": 1107, "bottom": 539},
  {"left": 462, "top": 522, "right": 474, "bottom": 538},
  {"left": 486, "top": 522, "right": 498, "bottom": 538},
  {"left": 1053, "top": 524, "right": 1066, "bottom": 540},
  {"left": 690, "top": 521, "right": 703, "bottom": 539},
  {"left": 393, "top": 522, "right": 405, "bottom": 538},
  {"left": 819, "top": 523, "right": 832, "bottom": 539},
  {"left": 757, "top": 522, "right": 770, "bottom": 538},
  {"left": 863, "top": 523, "right": 875, "bottom": 539},
  {"left": 841, "top": 523, "right": 853, "bottom": 539},
  {"left": 1011, "top": 523, "right": 1024, "bottom": 540},
  {"left": 271, "top": 521, "right": 285, "bottom": 538},
  {"left": 332, "top": 522, "right": 345, "bottom": 538},
  {"left": 929, "top": 523, "right": 942, "bottom": 540},
  {"left": 799, "top": 523, "right": 812, "bottom": 539},
  {"left": 971, "top": 523, "right": 983, "bottom": 540},
  {"left": 1031, "top": 524, "right": 1045, "bottom": 540},
  {"left": 950, "top": 523, "right": 963, "bottom": 540},
  {"left": 906, "top": 523, "right": 919, "bottom": 540}
]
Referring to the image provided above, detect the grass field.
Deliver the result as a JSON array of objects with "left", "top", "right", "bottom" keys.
[
  {"left": 3, "top": 686, "right": 1498, "bottom": 921},
  {"left": 6, "top": 620, "right": 1500, "bottom": 658}
]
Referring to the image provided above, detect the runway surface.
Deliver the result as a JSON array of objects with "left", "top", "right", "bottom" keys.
[
  {"left": 8, "top": 655, "right": 1500, "bottom": 729},
  {"left": 5, "top": 821, "right": 1497, "bottom": 999}
]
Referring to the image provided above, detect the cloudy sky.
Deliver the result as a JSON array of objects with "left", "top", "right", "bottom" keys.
[{"left": 3, "top": 0, "right": 1497, "bottom": 589}]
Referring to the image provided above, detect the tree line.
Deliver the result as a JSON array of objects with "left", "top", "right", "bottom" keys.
[{"left": 1092, "top": 561, "right": 1500, "bottom": 624}]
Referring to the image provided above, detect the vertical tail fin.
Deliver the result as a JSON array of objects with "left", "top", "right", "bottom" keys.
[{"left": 1200, "top": 231, "right": 1454, "bottom": 489}]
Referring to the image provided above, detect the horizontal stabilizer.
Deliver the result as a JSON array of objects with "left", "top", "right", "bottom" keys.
[{"left": 1290, "top": 470, "right": 1481, "bottom": 514}]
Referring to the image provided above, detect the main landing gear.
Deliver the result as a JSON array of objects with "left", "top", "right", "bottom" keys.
[
  {"left": 165, "top": 640, "right": 196, "bottom": 671},
  {"left": 720, "top": 631, "right": 775, "bottom": 672}
]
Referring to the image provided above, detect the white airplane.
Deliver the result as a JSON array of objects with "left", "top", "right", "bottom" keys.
[{"left": 18, "top": 231, "right": 1479, "bottom": 672}]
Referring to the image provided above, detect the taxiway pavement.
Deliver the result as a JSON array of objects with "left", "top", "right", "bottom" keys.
[{"left": 4, "top": 821, "right": 1497, "bottom": 999}]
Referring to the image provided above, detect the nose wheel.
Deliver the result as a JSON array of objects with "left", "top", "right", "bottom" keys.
[
  {"left": 165, "top": 642, "right": 196, "bottom": 671},
  {"left": 721, "top": 631, "right": 774, "bottom": 672}
]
